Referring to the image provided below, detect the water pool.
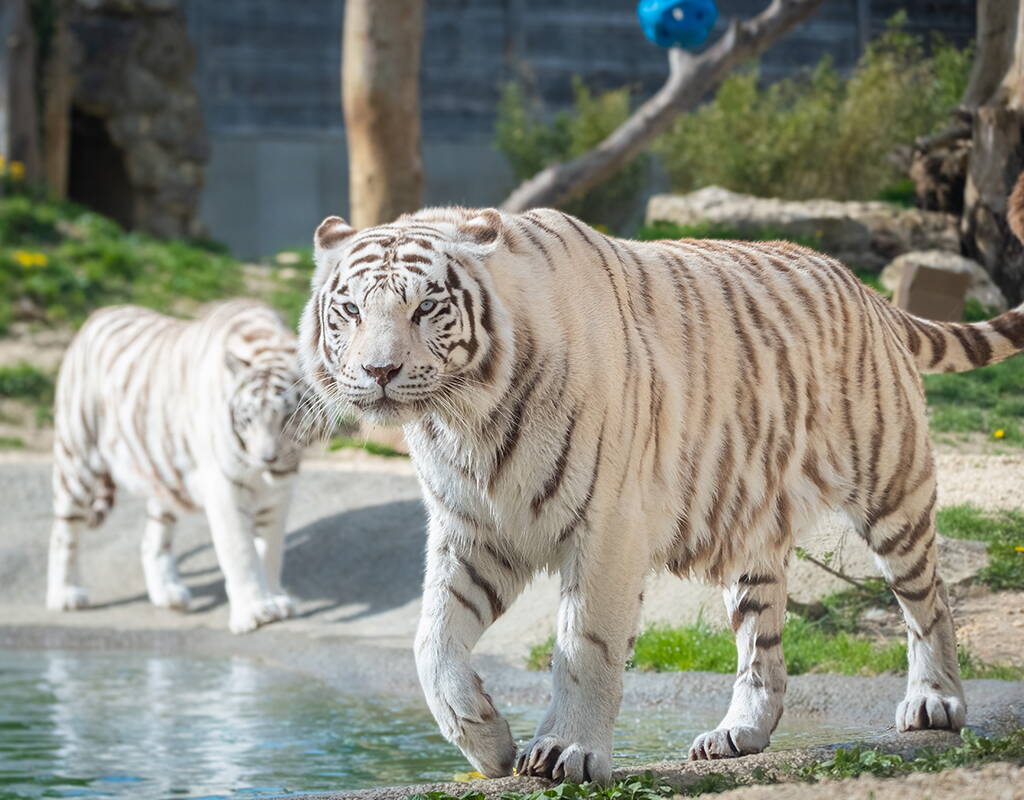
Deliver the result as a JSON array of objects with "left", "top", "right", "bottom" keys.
[{"left": 0, "top": 650, "right": 873, "bottom": 799}]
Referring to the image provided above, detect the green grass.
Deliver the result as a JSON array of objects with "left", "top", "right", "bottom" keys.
[
  {"left": 526, "top": 588, "right": 1023, "bottom": 680},
  {"left": 794, "top": 728, "right": 1024, "bottom": 781},
  {"left": 937, "top": 505, "right": 1024, "bottom": 591},
  {"left": 328, "top": 435, "right": 406, "bottom": 458},
  {"left": 0, "top": 362, "right": 53, "bottom": 401},
  {"left": 267, "top": 249, "right": 316, "bottom": 329},
  {"left": 0, "top": 435, "right": 25, "bottom": 449},
  {"left": 0, "top": 191, "right": 243, "bottom": 333},
  {"left": 410, "top": 772, "right": 674, "bottom": 800},
  {"left": 406, "top": 731, "right": 1024, "bottom": 798},
  {"left": 527, "top": 616, "right": 908, "bottom": 677},
  {"left": 923, "top": 353, "right": 1024, "bottom": 445}
]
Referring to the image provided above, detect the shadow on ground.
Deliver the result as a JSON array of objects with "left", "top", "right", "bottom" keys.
[{"left": 175, "top": 499, "right": 428, "bottom": 620}]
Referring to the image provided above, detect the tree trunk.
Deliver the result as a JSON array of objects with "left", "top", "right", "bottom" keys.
[
  {"left": 342, "top": 0, "right": 424, "bottom": 229},
  {"left": 963, "top": 0, "right": 1021, "bottom": 109},
  {"left": 961, "top": 0, "right": 1024, "bottom": 304},
  {"left": 40, "top": 7, "right": 73, "bottom": 199},
  {"left": 0, "top": 0, "right": 41, "bottom": 182}
]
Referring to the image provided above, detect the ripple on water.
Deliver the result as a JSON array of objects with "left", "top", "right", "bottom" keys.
[{"left": 0, "top": 650, "right": 877, "bottom": 799}]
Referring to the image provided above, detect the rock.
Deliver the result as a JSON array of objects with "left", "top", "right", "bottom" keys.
[
  {"left": 68, "top": 0, "right": 207, "bottom": 239},
  {"left": 895, "top": 262, "right": 969, "bottom": 322},
  {"left": 881, "top": 250, "right": 1008, "bottom": 313},
  {"left": 645, "top": 187, "right": 959, "bottom": 271}
]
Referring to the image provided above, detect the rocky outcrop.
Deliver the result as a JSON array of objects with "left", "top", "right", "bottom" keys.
[
  {"left": 68, "top": 0, "right": 207, "bottom": 238},
  {"left": 881, "top": 250, "right": 1008, "bottom": 313},
  {"left": 646, "top": 186, "right": 960, "bottom": 271}
]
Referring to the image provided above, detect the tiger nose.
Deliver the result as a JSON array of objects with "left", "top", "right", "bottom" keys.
[{"left": 363, "top": 363, "right": 402, "bottom": 386}]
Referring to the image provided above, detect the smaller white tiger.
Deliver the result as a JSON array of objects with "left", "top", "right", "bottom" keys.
[{"left": 47, "top": 299, "right": 310, "bottom": 633}]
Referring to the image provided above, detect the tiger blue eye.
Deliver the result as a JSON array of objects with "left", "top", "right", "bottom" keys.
[
  {"left": 418, "top": 299, "right": 436, "bottom": 314},
  {"left": 343, "top": 302, "right": 359, "bottom": 316}
]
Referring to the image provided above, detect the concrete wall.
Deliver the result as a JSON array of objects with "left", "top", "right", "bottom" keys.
[
  {"left": 198, "top": 133, "right": 515, "bottom": 257},
  {"left": 181, "top": 0, "right": 975, "bottom": 258}
]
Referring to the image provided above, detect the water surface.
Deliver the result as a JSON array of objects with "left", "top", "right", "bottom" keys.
[{"left": 0, "top": 650, "right": 873, "bottom": 799}]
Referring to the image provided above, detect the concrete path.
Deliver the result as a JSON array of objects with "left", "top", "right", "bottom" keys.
[{"left": 0, "top": 454, "right": 1001, "bottom": 660}]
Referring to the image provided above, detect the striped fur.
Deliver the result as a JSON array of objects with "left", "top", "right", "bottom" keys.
[
  {"left": 300, "top": 206, "right": 1024, "bottom": 780},
  {"left": 48, "top": 300, "right": 308, "bottom": 634}
]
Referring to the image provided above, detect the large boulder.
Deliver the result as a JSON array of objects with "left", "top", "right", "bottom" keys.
[
  {"left": 646, "top": 186, "right": 960, "bottom": 271},
  {"left": 881, "top": 250, "right": 1008, "bottom": 314}
]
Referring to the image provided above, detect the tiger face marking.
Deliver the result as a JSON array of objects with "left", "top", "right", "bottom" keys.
[
  {"left": 227, "top": 351, "right": 304, "bottom": 469},
  {"left": 301, "top": 210, "right": 501, "bottom": 426}
]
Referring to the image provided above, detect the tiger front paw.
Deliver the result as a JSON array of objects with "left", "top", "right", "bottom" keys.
[
  {"left": 688, "top": 726, "right": 769, "bottom": 760},
  {"left": 516, "top": 735, "right": 612, "bottom": 784},
  {"left": 148, "top": 581, "right": 193, "bottom": 611},
  {"left": 897, "top": 691, "right": 966, "bottom": 732},
  {"left": 228, "top": 595, "right": 291, "bottom": 634},
  {"left": 46, "top": 585, "right": 90, "bottom": 611}
]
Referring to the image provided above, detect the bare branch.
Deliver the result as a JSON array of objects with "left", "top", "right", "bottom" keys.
[{"left": 500, "top": 0, "right": 826, "bottom": 213}]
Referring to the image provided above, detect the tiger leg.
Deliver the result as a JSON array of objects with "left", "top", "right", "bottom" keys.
[
  {"left": 46, "top": 455, "right": 111, "bottom": 610},
  {"left": 862, "top": 483, "right": 965, "bottom": 731},
  {"left": 252, "top": 479, "right": 296, "bottom": 619},
  {"left": 46, "top": 515, "right": 90, "bottom": 611},
  {"left": 202, "top": 472, "right": 287, "bottom": 634},
  {"left": 518, "top": 510, "right": 648, "bottom": 784},
  {"left": 689, "top": 562, "right": 788, "bottom": 759},
  {"left": 141, "top": 501, "right": 191, "bottom": 610},
  {"left": 415, "top": 520, "right": 530, "bottom": 778}
]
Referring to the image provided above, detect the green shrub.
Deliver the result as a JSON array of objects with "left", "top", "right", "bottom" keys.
[
  {"left": 656, "top": 15, "right": 972, "bottom": 201},
  {"left": 0, "top": 363, "right": 53, "bottom": 401},
  {"left": 495, "top": 79, "right": 647, "bottom": 228},
  {"left": 0, "top": 192, "right": 243, "bottom": 332}
]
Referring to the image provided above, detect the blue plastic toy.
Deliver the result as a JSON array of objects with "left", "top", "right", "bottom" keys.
[{"left": 636, "top": 0, "right": 718, "bottom": 49}]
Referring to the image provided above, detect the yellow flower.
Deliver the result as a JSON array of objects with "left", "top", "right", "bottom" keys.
[
  {"left": 994, "top": 429, "right": 1006, "bottom": 439},
  {"left": 0, "top": 155, "right": 5, "bottom": 170},
  {"left": 8, "top": 161, "right": 24, "bottom": 180},
  {"left": 1015, "top": 546, "right": 1024, "bottom": 553},
  {"left": 12, "top": 250, "right": 47, "bottom": 268},
  {"left": 452, "top": 771, "right": 486, "bottom": 782}
]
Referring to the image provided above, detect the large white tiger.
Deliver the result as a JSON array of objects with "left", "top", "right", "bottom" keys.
[
  {"left": 48, "top": 299, "right": 309, "bottom": 634},
  {"left": 300, "top": 204, "right": 1024, "bottom": 782}
]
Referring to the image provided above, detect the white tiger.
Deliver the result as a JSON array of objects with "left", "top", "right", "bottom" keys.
[
  {"left": 48, "top": 299, "right": 309, "bottom": 634},
  {"left": 299, "top": 205, "right": 1024, "bottom": 782}
]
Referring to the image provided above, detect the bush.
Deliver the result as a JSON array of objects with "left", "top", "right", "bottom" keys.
[
  {"left": 0, "top": 191, "right": 242, "bottom": 333},
  {"left": 0, "top": 363, "right": 53, "bottom": 401},
  {"left": 495, "top": 78, "right": 647, "bottom": 228},
  {"left": 656, "top": 15, "right": 972, "bottom": 201}
]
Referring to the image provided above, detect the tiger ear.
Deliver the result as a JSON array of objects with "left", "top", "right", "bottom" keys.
[
  {"left": 457, "top": 209, "right": 502, "bottom": 254},
  {"left": 312, "top": 215, "right": 356, "bottom": 290}
]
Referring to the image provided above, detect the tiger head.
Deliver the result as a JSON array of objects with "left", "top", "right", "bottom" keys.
[
  {"left": 299, "top": 208, "right": 507, "bottom": 426},
  {"left": 225, "top": 343, "right": 307, "bottom": 471}
]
